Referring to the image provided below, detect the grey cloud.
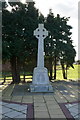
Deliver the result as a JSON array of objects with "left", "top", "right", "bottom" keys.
[{"left": 54, "top": 1, "right": 77, "bottom": 19}]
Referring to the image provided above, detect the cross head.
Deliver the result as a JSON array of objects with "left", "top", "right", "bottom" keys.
[{"left": 34, "top": 24, "right": 48, "bottom": 40}]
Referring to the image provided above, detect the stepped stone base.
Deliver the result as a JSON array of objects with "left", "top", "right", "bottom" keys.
[
  {"left": 30, "top": 84, "right": 53, "bottom": 92},
  {"left": 30, "top": 67, "right": 53, "bottom": 92}
]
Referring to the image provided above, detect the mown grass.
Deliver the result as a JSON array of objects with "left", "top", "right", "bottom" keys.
[
  {"left": 0, "top": 64, "right": 80, "bottom": 83},
  {"left": 56, "top": 64, "right": 79, "bottom": 81}
]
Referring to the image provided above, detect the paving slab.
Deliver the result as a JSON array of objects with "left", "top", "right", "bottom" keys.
[
  {"left": 23, "top": 96, "right": 33, "bottom": 99},
  {"left": 34, "top": 106, "right": 47, "bottom": 111},
  {"left": 35, "top": 111, "right": 50, "bottom": 118},
  {"left": 11, "top": 96, "right": 23, "bottom": 102},
  {"left": 1, "top": 101, "right": 33, "bottom": 119},
  {"left": 34, "top": 99, "right": 45, "bottom": 103},
  {"left": 34, "top": 102, "right": 46, "bottom": 107},
  {"left": 48, "top": 109, "right": 64, "bottom": 115},
  {"left": 50, "top": 114, "right": 66, "bottom": 118},
  {"left": 2, "top": 97, "right": 12, "bottom": 101},
  {"left": 4, "top": 110, "right": 23, "bottom": 118},
  {"left": 2, "top": 106, "right": 12, "bottom": 114},
  {"left": 15, "top": 113, "right": 27, "bottom": 118},
  {"left": 34, "top": 96, "right": 44, "bottom": 99},
  {"left": 22, "top": 98, "right": 33, "bottom": 103},
  {"left": 46, "top": 100, "right": 57, "bottom": 105},
  {"left": 47, "top": 104, "right": 60, "bottom": 109}
]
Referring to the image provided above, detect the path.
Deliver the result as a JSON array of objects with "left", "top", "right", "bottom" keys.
[{"left": 1, "top": 80, "right": 80, "bottom": 119}]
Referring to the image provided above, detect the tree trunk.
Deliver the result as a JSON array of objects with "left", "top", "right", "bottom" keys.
[
  {"left": 23, "top": 63, "right": 26, "bottom": 83},
  {"left": 3, "top": 76, "right": 6, "bottom": 83},
  {"left": 49, "top": 57, "right": 53, "bottom": 80},
  {"left": 1, "top": 76, "right": 6, "bottom": 85},
  {"left": 54, "top": 56, "right": 57, "bottom": 79},
  {"left": 10, "top": 56, "right": 20, "bottom": 83},
  {"left": 16, "top": 57, "right": 21, "bottom": 83},
  {"left": 61, "top": 61, "right": 67, "bottom": 79},
  {"left": 23, "top": 74, "right": 26, "bottom": 83},
  {"left": 65, "top": 64, "right": 68, "bottom": 79}
]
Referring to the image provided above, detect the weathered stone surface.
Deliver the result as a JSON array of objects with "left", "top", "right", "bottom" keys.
[{"left": 30, "top": 24, "right": 53, "bottom": 92}]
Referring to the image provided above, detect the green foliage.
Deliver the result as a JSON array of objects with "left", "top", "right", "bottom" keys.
[
  {"left": 2, "top": 2, "right": 39, "bottom": 62},
  {"left": 45, "top": 10, "right": 76, "bottom": 68},
  {"left": 2, "top": 2, "right": 76, "bottom": 81},
  {"left": 2, "top": 2, "right": 40, "bottom": 83}
]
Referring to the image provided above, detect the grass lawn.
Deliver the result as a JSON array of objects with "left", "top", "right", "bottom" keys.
[
  {"left": 56, "top": 64, "right": 79, "bottom": 81},
  {"left": 0, "top": 64, "right": 80, "bottom": 83}
]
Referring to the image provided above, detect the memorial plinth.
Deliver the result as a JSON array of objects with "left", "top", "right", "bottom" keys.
[{"left": 30, "top": 24, "right": 53, "bottom": 92}]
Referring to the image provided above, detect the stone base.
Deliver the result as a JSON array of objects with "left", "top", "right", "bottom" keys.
[
  {"left": 30, "top": 84, "right": 53, "bottom": 92},
  {"left": 30, "top": 67, "right": 53, "bottom": 92}
]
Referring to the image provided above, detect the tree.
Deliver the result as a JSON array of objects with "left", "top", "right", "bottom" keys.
[
  {"left": 45, "top": 10, "right": 55, "bottom": 80},
  {"left": 2, "top": 2, "right": 39, "bottom": 83},
  {"left": 45, "top": 10, "right": 76, "bottom": 80},
  {"left": 60, "top": 43, "right": 76, "bottom": 79}
]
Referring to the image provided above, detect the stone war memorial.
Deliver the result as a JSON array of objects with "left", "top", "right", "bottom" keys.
[
  {"left": 2, "top": 1, "right": 80, "bottom": 119},
  {"left": 30, "top": 24, "right": 53, "bottom": 92}
]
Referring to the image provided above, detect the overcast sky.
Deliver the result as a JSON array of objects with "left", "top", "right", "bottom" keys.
[{"left": 34, "top": 0, "right": 79, "bottom": 60}]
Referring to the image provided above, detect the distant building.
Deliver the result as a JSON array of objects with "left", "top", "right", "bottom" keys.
[{"left": 74, "top": 60, "right": 80, "bottom": 65}]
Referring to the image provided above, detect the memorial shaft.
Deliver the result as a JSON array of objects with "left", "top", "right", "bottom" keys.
[
  {"left": 34, "top": 24, "right": 48, "bottom": 68},
  {"left": 37, "top": 38, "right": 44, "bottom": 67}
]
